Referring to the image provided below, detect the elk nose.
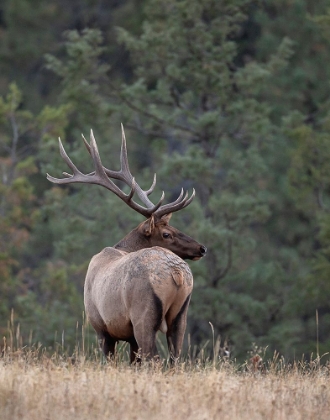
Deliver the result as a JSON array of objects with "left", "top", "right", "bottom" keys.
[{"left": 200, "top": 245, "right": 207, "bottom": 255}]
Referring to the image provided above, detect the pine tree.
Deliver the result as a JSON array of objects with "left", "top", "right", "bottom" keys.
[
  {"left": 2, "top": 0, "right": 330, "bottom": 359},
  {"left": 111, "top": 0, "right": 297, "bottom": 358},
  {"left": 286, "top": 6, "right": 330, "bottom": 357}
]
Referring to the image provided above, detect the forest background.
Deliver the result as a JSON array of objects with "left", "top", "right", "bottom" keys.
[{"left": 1, "top": 0, "right": 330, "bottom": 362}]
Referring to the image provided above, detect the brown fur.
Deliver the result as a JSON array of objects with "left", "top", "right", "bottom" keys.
[{"left": 85, "top": 247, "right": 193, "bottom": 362}]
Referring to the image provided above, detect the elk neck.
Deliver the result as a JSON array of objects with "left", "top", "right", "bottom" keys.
[{"left": 114, "top": 227, "right": 151, "bottom": 253}]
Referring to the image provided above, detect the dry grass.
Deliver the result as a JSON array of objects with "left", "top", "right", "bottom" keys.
[
  {"left": 1, "top": 317, "right": 329, "bottom": 419},
  {"left": 1, "top": 349, "right": 330, "bottom": 420}
]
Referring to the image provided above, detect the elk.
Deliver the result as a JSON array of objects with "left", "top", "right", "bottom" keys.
[{"left": 47, "top": 125, "right": 207, "bottom": 362}]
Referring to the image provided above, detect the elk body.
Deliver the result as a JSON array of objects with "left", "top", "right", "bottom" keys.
[{"left": 47, "top": 125, "right": 206, "bottom": 362}]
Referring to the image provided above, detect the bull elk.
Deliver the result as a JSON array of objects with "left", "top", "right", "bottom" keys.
[{"left": 47, "top": 125, "right": 207, "bottom": 362}]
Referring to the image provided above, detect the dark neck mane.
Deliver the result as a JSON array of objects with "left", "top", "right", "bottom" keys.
[{"left": 114, "top": 228, "right": 150, "bottom": 253}]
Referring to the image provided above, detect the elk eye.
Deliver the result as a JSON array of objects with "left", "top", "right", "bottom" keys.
[{"left": 163, "top": 233, "right": 171, "bottom": 239}]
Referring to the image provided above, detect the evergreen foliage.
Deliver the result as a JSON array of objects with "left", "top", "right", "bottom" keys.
[{"left": 1, "top": 0, "right": 330, "bottom": 361}]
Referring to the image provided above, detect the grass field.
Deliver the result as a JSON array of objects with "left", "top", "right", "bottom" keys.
[
  {"left": 1, "top": 317, "right": 329, "bottom": 420},
  {"left": 1, "top": 344, "right": 330, "bottom": 420}
]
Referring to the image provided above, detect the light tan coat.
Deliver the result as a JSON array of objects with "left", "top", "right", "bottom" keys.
[{"left": 85, "top": 246, "right": 193, "bottom": 362}]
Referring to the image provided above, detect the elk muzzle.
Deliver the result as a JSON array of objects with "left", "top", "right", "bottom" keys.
[{"left": 191, "top": 244, "right": 207, "bottom": 260}]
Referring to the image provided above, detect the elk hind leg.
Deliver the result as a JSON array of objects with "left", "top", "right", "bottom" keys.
[
  {"left": 131, "top": 291, "right": 163, "bottom": 360},
  {"left": 166, "top": 295, "right": 191, "bottom": 363},
  {"left": 132, "top": 324, "right": 158, "bottom": 360}
]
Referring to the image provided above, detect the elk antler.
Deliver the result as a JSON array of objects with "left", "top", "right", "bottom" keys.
[{"left": 47, "top": 124, "right": 195, "bottom": 219}]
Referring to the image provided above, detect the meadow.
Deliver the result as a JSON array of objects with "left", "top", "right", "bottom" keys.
[{"left": 1, "top": 337, "right": 330, "bottom": 420}]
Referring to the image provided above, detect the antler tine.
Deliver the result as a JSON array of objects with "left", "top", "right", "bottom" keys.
[
  {"left": 181, "top": 188, "right": 195, "bottom": 209},
  {"left": 46, "top": 138, "right": 83, "bottom": 184},
  {"left": 158, "top": 188, "right": 185, "bottom": 211},
  {"left": 89, "top": 130, "right": 107, "bottom": 178},
  {"left": 154, "top": 188, "right": 195, "bottom": 218},
  {"left": 88, "top": 130, "right": 138, "bottom": 200},
  {"left": 116, "top": 124, "right": 161, "bottom": 209},
  {"left": 82, "top": 133, "right": 92, "bottom": 155},
  {"left": 87, "top": 127, "right": 165, "bottom": 214},
  {"left": 82, "top": 127, "right": 132, "bottom": 182},
  {"left": 87, "top": 125, "right": 159, "bottom": 210},
  {"left": 150, "top": 190, "right": 165, "bottom": 212},
  {"left": 90, "top": 128, "right": 165, "bottom": 214},
  {"left": 126, "top": 177, "right": 137, "bottom": 201},
  {"left": 145, "top": 174, "right": 157, "bottom": 196},
  {"left": 159, "top": 189, "right": 188, "bottom": 213},
  {"left": 59, "top": 137, "right": 84, "bottom": 176},
  {"left": 120, "top": 123, "right": 132, "bottom": 180}
]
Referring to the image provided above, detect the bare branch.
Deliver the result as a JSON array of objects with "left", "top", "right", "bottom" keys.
[
  {"left": 316, "top": 186, "right": 330, "bottom": 213},
  {"left": 210, "top": 214, "right": 233, "bottom": 287},
  {"left": 109, "top": 81, "right": 199, "bottom": 138}
]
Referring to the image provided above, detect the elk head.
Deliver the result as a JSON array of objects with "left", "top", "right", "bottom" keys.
[
  {"left": 47, "top": 125, "right": 207, "bottom": 260},
  {"left": 124, "top": 213, "right": 207, "bottom": 260}
]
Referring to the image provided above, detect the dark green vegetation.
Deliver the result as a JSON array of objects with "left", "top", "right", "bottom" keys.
[{"left": 1, "top": 0, "right": 330, "bottom": 361}]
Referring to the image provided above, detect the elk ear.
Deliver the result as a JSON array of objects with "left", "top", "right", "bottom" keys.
[
  {"left": 160, "top": 213, "right": 172, "bottom": 224},
  {"left": 140, "top": 215, "right": 155, "bottom": 237}
]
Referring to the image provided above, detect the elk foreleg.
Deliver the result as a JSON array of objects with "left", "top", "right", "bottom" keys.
[
  {"left": 128, "top": 337, "right": 140, "bottom": 363},
  {"left": 97, "top": 331, "right": 117, "bottom": 358}
]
